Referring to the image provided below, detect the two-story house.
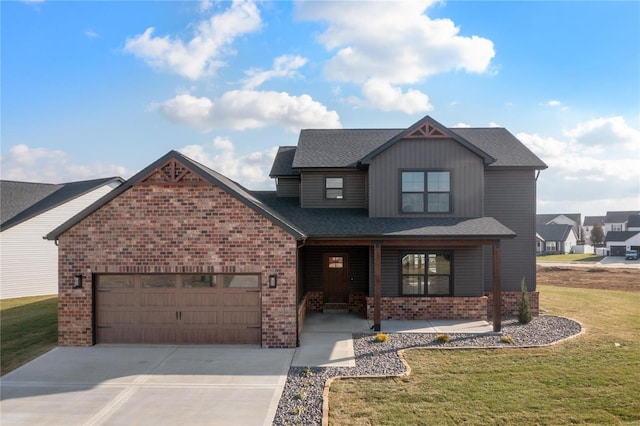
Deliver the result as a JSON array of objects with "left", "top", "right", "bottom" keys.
[{"left": 46, "top": 115, "right": 546, "bottom": 348}]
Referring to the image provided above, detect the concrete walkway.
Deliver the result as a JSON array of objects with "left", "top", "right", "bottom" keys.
[
  {"left": 1, "top": 345, "right": 294, "bottom": 426},
  {"left": 292, "top": 313, "right": 494, "bottom": 368}
]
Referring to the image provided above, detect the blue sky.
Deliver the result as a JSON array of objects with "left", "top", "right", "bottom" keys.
[{"left": 2, "top": 0, "right": 639, "bottom": 218}]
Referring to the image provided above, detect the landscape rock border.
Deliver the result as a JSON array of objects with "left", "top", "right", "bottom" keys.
[{"left": 273, "top": 315, "right": 583, "bottom": 426}]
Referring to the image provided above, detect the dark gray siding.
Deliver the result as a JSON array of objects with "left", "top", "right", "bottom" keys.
[
  {"left": 483, "top": 170, "right": 537, "bottom": 291},
  {"left": 368, "top": 138, "right": 484, "bottom": 218},
  {"left": 276, "top": 177, "right": 300, "bottom": 198},
  {"left": 302, "top": 246, "right": 368, "bottom": 293},
  {"left": 454, "top": 247, "right": 483, "bottom": 296},
  {"left": 370, "top": 247, "right": 483, "bottom": 297},
  {"left": 300, "top": 171, "right": 367, "bottom": 208}
]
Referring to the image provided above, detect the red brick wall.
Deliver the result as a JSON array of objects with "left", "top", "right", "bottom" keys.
[
  {"left": 57, "top": 182, "right": 298, "bottom": 348},
  {"left": 366, "top": 296, "right": 488, "bottom": 321},
  {"left": 485, "top": 291, "right": 540, "bottom": 317},
  {"left": 304, "top": 291, "right": 324, "bottom": 312}
]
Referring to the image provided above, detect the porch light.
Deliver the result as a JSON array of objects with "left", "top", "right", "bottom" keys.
[
  {"left": 73, "top": 273, "right": 83, "bottom": 289},
  {"left": 268, "top": 274, "right": 277, "bottom": 289}
]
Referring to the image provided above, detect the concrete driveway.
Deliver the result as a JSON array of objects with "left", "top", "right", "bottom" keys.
[{"left": 0, "top": 345, "right": 294, "bottom": 426}]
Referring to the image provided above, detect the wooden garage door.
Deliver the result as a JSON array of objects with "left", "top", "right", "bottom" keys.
[{"left": 96, "top": 274, "right": 260, "bottom": 344}]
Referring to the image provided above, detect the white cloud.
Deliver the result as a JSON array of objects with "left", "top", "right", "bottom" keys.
[
  {"left": 547, "top": 100, "right": 562, "bottom": 107},
  {"left": 1, "top": 145, "right": 130, "bottom": 183},
  {"left": 356, "top": 79, "right": 432, "bottom": 113},
  {"left": 124, "top": 0, "right": 261, "bottom": 80},
  {"left": 161, "top": 91, "right": 342, "bottom": 132},
  {"left": 517, "top": 116, "right": 640, "bottom": 216},
  {"left": 242, "top": 55, "right": 307, "bottom": 90},
  {"left": 488, "top": 122, "right": 501, "bottom": 128},
  {"left": 452, "top": 122, "right": 471, "bottom": 128},
  {"left": 179, "top": 137, "right": 276, "bottom": 189},
  {"left": 85, "top": 29, "right": 99, "bottom": 38},
  {"left": 296, "top": 1, "right": 494, "bottom": 113},
  {"left": 199, "top": 0, "right": 212, "bottom": 13}
]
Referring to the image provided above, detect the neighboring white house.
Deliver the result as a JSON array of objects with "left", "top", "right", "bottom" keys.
[
  {"left": 604, "top": 211, "right": 640, "bottom": 233},
  {"left": 605, "top": 231, "right": 640, "bottom": 256},
  {"left": 536, "top": 224, "right": 578, "bottom": 254},
  {"left": 1, "top": 178, "right": 123, "bottom": 299}
]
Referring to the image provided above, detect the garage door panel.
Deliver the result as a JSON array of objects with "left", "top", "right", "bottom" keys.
[
  {"left": 223, "top": 310, "right": 260, "bottom": 326},
  {"left": 97, "top": 292, "right": 138, "bottom": 307},
  {"left": 96, "top": 274, "right": 260, "bottom": 345},
  {"left": 181, "top": 311, "right": 218, "bottom": 325},
  {"left": 140, "top": 293, "right": 176, "bottom": 307},
  {"left": 223, "top": 292, "right": 260, "bottom": 307},
  {"left": 180, "top": 292, "right": 221, "bottom": 307},
  {"left": 97, "top": 310, "right": 137, "bottom": 326}
]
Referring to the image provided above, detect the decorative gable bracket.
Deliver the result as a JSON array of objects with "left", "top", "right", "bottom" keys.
[
  {"left": 406, "top": 123, "right": 447, "bottom": 139},
  {"left": 136, "top": 159, "right": 206, "bottom": 186}
]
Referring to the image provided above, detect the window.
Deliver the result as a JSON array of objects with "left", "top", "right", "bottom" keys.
[
  {"left": 401, "top": 252, "right": 452, "bottom": 296},
  {"left": 325, "top": 177, "right": 344, "bottom": 199},
  {"left": 328, "top": 256, "right": 344, "bottom": 269},
  {"left": 401, "top": 171, "right": 450, "bottom": 213},
  {"left": 182, "top": 275, "right": 216, "bottom": 288},
  {"left": 222, "top": 275, "right": 260, "bottom": 288}
]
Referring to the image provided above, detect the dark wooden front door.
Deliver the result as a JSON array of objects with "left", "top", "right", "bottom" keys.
[{"left": 324, "top": 253, "right": 349, "bottom": 303}]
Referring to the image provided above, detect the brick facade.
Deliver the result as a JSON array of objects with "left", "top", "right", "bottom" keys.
[
  {"left": 366, "top": 296, "right": 488, "bottom": 321},
  {"left": 485, "top": 291, "right": 540, "bottom": 318},
  {"left": 57, "top": 180, "right": 298, "bottom": 348}
]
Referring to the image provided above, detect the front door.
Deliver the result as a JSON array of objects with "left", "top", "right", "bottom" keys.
[{"left": 324, "top": 253, "right": 349, "bottom": 303}]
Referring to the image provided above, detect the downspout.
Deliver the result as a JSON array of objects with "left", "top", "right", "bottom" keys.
[{"left": 535, "top": 170, "right": 541, "bottom": 181}]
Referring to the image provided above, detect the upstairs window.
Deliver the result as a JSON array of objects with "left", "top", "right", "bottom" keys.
[
  {"left": 325, "top": 177, "right": 344, "bottom": 199},
  {"left": 401, "top": 171, "right": 450, "bottom": 213}
]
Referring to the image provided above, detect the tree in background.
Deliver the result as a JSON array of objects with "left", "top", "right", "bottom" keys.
[{"left": 591, "top": 223, "right": 605, "bottom": 246}]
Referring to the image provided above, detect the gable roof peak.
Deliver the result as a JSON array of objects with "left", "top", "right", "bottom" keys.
[{"left": 359, "top": 115, "right": 496, "bottom": 166}]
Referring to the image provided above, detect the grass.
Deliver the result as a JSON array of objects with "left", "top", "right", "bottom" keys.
[
  {"left": 536, "top": 253, "right": 604, "bottom": 263},
  {"left": 1, "top": 295, "right": 57, "bottom": 375},
  {"left": 328, "top": 285, "right": 640, "bottom": 425}
]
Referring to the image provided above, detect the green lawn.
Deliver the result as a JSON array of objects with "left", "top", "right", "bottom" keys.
[
  {"left": 1, "top": 295, "right": 58, "bottom": 375},
  {"left": 536, "top": 253, "right": 604, "bottom": 262},
  {"left": 329, "top": 285, "right": 640, "bottom": 425}
]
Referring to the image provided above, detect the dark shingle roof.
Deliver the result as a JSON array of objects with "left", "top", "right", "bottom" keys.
[
  {"left": 605, "top": 231, "right": 640, "bottom": 243},
  {"left": 255, "top": 192, "right": 515, "bottom": 239},
  {"left": 1, "top": 181, "right": 62, "bottom": 224},
  {"left": 627, "top": 215, "right": 640, "bottom": 228},
  {"left": 451, "top": 128, "right": 547, "bottom": 168},
  {"left": 45, "top": 151, "right": 305, "bottom": 241},
  {"left": 536, "top": 224, "right": 575, "bottom": 242},
  {"left": 269, "top": 146, "right": 299, "bottom": 177},
  {"left": 293, "top": 129, "right": 401, "bottom": 168},
  {"left": 583, "top": 216, "right": 605, "bottom": 226},
  {"left": 1, "top": 178, "right": 123, "bottom": 231},
  {"left": 291, "top": 116, "right": 547, "bottom": 170},
  {"left": 605, "top": 211, "right": 640, "bottom": 223}
]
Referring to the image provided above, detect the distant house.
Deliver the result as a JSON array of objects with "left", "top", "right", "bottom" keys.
[
  {"left": 605, "top": 231, "right": 640, "bottom": 256},
  {"left": 536, "top": 224, "right": 577, "bottom": 254},
  {"left": 604, "top": 211, "right": 640, "bottom": 232},
  {"left": 537, "top": 213, "right": 582, "bottom": 243},
  {"left": 0, "top": 178, "right": 123, "bottom": 299}
]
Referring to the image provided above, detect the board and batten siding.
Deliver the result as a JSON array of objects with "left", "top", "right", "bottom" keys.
[
  {"left": 276, "top": 177, "right": 300, "bottom": 198},
  {"left": 0, "top": 182, "right": 120, "bottom": 299},
  {"left": 483, "top": 169, "right": 537, "bottom": 292},
  {"left": 302, "top": 246, "right": 368, "bottom": 292},
  {"left": 300, "top": 171, "right": 367, "bottom": 208},
  {"left": 370, "top": 247, "right": 483, "bottom": 297},
  {"left": 368, "top": 138, "right": 484, "bottom": 218}
]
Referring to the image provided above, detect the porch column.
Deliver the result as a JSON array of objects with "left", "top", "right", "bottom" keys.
[
  {"left": 373, "top": 241, "right": 382, "bottom": 331},
  {"left": 492, "top": 240, "right": 502, "bottom": 332}
]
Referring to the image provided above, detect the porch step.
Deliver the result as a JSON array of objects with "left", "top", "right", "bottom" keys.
[{"left": 324, "top": 303, "right": 348, "bottom": 313}]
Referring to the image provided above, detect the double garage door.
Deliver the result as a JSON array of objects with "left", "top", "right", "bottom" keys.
[{"left": 96, "top": 274, "right": 260, "bottom": 344}]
